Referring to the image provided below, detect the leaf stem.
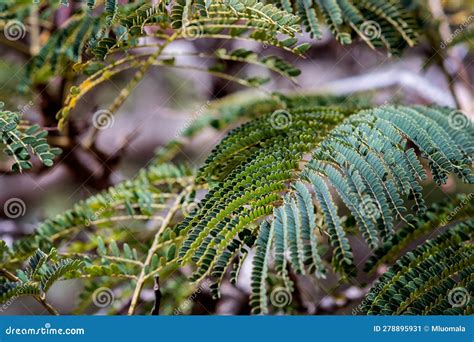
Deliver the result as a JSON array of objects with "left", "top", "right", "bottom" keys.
[
  {"left": 37, "top": 295, "right": 60, "bottom": 316},
  {"left": 127, "top": 184, "right": 192, "bottom": 315},
  {"left": 0, "top": 269, "right": 59, "bottom": 315}
]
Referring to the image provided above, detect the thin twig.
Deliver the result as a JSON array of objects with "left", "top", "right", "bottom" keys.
[
  {"left": 0, "top": 269, "right": 60, "bottom": 315},
  {"left": 128, "top": 184, "right": 192, "bottom": 315},
  {"left": 150, "top": 276, "right": 161, "bottom": 315}
]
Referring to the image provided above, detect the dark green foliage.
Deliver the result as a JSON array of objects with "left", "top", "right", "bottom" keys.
[
  {"left": 0, "top": 161, "right": 196, "bottom": 315},
  {"left": 0, "top": 281, "right": 41, "bottom": 304},
  {"left": 0, "top": 101, "right": 60, "bottom": 172},
  {"left": 0, "top": 248, "right": 82, "bottom": 304},
  {"left": 447, "top": 26, "right": 474, "bottom": 51},
  {"left": 0, "top": 90, "right": 472, "bottom": 314},
  {"left": 359, "top": 221, "right": 473, "bottom": 315},
  {"left": 270, "top": 0, "right": 420, "bottom": 54},
  {"left": 175, "top": 103, "right": 473, "bottom": 312},
  {"left": 365, "top": 194, "right": 474, "bottom": 273},
  {"left": 0, "top": 82, "right": 474, "bottom": 314},
  {"left": 0, "top": 1, "right": 469, "bottom": 317}
]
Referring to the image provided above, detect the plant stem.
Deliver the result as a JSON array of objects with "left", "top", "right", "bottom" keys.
[
  {"left": 30, "top": 5, "right": 40, "bottom": 55},
  {"left": 0, "top": 269, "right": 60, "bottom": 315},
  {"left": 36, "top": 295, "right": 60, "bottom": 316},
  {"left": 127, "top": 185, "right": 192, "bottom": 315},
  {"left": 150, "top": 276, "right": 161, "bottom": 315}
]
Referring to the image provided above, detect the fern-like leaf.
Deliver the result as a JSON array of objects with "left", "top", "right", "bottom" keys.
[
  {"left": 175, "top": 103, "right": 473, "bottom": 312},
  {"left": 359, "top": 220, "right": 473, "bottom": 315},
  {"left": 0, "top": 101, "right": 60, "bottom": 172}
]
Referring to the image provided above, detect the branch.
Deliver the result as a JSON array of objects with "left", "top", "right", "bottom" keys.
[
  {"left": 150, "top": 276, "right": 161, "bottom": 315},
  {"left": 0, "top": 269, "right": 59, "bottom": 315},
  {"left": 128, "top": 183, "right": 193, "bottom": 315}
]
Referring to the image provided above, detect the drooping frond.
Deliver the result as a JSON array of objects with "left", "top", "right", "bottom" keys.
[
  {"left": 0, "top": 1, "right": 307, "bottom": 129},
  {"left": 1, "top": 91, "right": 472, "bottom": 314},
  {"left": 365, "top": 193, "right": 474, "bottom": 273},
  {"left": 270, "top": 0, "right": 420, "bottom": 54},
  {"left": 174, "top": 103, "right": 473, "bottom": 312},
  {"left": 40, "top": 258, "right": 84, "bottom": 292},
  {"left": 0, "top": 101, "right": 60, "bottom": 172},
  {"left": 0, "top": 247, "right": 82, "bottom": 305},
  {"left": 359, "top": 220, "right": 473, "bottom": 315}
]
